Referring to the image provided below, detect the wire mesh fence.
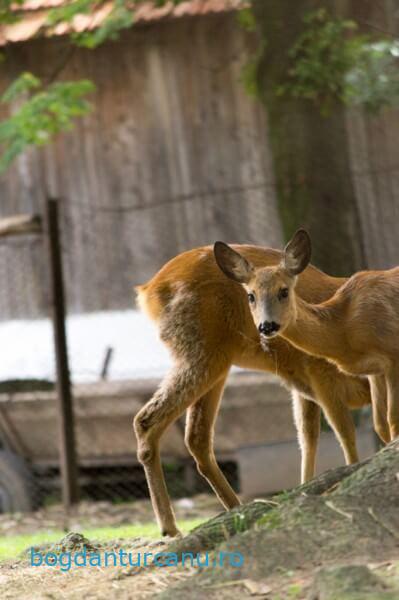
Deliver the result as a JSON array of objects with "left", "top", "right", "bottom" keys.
[
  {"left": 0, "top": 163, "right": 391, "bottom": 516},
  {"left": 0, "top": 181, "right": 386, "bottom": 519},
  {"left": 0, "top": 193, "right": 266, "bottom": 513}
]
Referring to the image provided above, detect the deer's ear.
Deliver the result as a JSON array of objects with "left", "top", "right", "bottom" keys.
[
  {"left": 282, "top": 229, "right": 311, "bottom": 276},
  {"left": 214, "top": 242, "right": 254, "bottom": 284}
]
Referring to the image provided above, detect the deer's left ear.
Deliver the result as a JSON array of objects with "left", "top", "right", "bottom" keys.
[
  {"left": 282, "top": 229, "right": 311, "bottom": 276},
  {"left": 214, "top": 242, "right": 254, "bottom": 284}
]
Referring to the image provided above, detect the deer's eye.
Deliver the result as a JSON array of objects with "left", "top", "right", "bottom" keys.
[
  {"left": 278, "top": 287, "right": 289, "bottom": 301},
  {"left": 248, "top": 292, "right": 256, "bottom": 304}
]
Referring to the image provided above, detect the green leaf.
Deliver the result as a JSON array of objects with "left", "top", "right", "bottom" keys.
[
  {"left": 1, "top": 73, "right": 41, "bottom": 103},
  {"left": 46, "top": 0, "right": 94, "bottom": 26},
  {"left": 46, "top": 0, "right": 134, "bottom": 49},
  {"left": 72, "top": 0, "right": 134, "bottom": 48}
]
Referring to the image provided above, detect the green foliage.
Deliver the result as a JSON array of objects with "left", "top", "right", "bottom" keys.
[
  {"left": 238, "top": 6, "right": 262, "bottom": 98},
  {"left": 346, "top": 40, "right": 399, "bottom": 112},
  {"left": 277, "top": 8, "right": 399, "bottom": 114},
  {"left": 46, "top": 0, "right": 182, "bottom": 49},
  {"left": 75, "top": 0, "right": 133, "bottom": 48},
  {"left": 0, "top": 75, "right": 95, "bottom": 172},
  {"left": 0, "top": 0, "right": 177, "bottom": 172},
  {"left": 1, "top": 72, "right": 41, "bottom": 103},
  {"left": 237, "top": 7, "right": 256, "bottom": 32},
  {"left": 47, "top": 0, "right": 133, "bottom": 49},
  {"left": 46, "top": 0, "right": 94, "bottom": 26},
  {"left": 241, "top": 55, "right": 261, "bottom": 98},
  {"left": 0, "top": 0, "right": 24, "bottom": 24},
  {"left": 3, "top": 0, "right": 141, "bottom": 45},
  {"left": 276, "top": 9, "right": 365, "bottom": 113}
]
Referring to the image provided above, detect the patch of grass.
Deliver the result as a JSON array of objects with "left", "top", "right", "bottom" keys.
[
  {"left": 0, "top": 518, "right": 204, "bottom": 561},
  {"left": 232, "top": 512, "right": 250, "bottom": 534},
  {"left": 256, "top": 508, "right": 282, "bottom": 530},
  {"left": 286, "top": 582, "right": 303, "bottom": 598}
]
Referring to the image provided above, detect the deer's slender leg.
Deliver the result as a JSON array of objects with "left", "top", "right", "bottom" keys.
[
  {"left": 134, "top": 357, "right": 230, "bottom": 537},
  {"left": 312, "top": 381, "right": 359, "bottom": 466},
  {"left": 185, "top": 372, "right": 240, "bottom": 509},
  {"left": 308, "top": 371, "right": 359, "bottom": 465},
  {"left": 322, "top": 398, "right": 358, "bottom": 464},
  {"left": 292, "top": 392, "right": 320, "bottom": 483},
  {"left": 369, "top": 375, "right": 390, "bottom": 443},
  {"left": 385, "top": 364, "right": 399, "bottom": 440}
]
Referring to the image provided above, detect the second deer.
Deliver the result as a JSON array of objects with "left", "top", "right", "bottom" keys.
[{"left": 214, "top": 230, "right": 396, "bottom": 445}]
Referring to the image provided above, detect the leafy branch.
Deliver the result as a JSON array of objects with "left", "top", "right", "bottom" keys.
[
  {"left": 46, "top": 0, "right": 134, "bottom": 48},
  {"left": 0, "top": 0, "right": 135, "bottom": 170},
  {"left": 0, "top": 0, "right": 187, "bottom": 170},
  {"left": 276, "top": 8, "right": 399, "bottom": 114},
  {"left": 0, "top": 74, "right": 95, "bottom": 172}
]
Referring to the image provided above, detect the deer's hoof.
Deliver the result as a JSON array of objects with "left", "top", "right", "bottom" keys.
[{"left": 161, "top": 527, "right": 183, "bottom": 538}]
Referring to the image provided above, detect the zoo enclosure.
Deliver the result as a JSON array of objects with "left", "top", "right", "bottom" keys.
[{"left": 0, "top": 6, "right": 398, "bottom": 511}]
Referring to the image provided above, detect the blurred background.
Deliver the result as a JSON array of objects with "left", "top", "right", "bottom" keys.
[{"left": 0, "top": 0, "right": 397, "bottom": 517}]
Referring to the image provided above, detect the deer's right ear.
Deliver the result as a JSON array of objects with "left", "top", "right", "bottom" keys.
[
  {"left": 283, "top": 229, "right": 312, "bottom": 276},
  {"left": 213, "top": 242, "right": 254, "bottom": 284}
]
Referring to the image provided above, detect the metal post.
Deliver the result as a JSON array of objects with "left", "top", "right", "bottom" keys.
[
  {"left": 100, "top": 346, "right": 114, "bottom": 380},
  {"left": 45, "top": 198, "right": 79, "bottom": 506}
]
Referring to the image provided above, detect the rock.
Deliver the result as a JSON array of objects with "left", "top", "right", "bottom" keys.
[{"left": 308, "top": 564, "right": 397, "bottom": 600}]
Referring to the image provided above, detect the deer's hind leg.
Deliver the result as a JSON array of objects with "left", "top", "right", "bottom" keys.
[
  {"left": 369, "top": 375, "right": 390, "bottom": 443},
  {"left": 384, "top": 363, "right": 399, "bottom": 440},
  {"left": 309, "top": 371, "right": 359, "bottom": 467},
  {"left": 185, "top": 372, "right": 241, "bottom": 510},
  {"left": 134, "top": 355, "right": 231, "bottom": 537}
]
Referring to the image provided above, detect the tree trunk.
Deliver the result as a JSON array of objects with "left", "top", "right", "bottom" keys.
[{"left": 251, "top": 0, "right": 366, "bottom": 275}]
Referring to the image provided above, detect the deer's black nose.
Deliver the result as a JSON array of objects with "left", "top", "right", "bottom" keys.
[{"left": 258, "top": 321, "right": 280, "bottom": 336}]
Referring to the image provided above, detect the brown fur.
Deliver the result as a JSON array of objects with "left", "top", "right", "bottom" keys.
[
  {"left": 285, "top": 268, "right": 399, "bottom": 442},
  {"left": 134, "top": 244, "right": 372, "bottom": 537}
]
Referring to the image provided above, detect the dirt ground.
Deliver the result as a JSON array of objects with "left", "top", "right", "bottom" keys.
[
  {"left": 1, "top": 540, "right": 399, "bottom": 599},
  {"left": 0, "top": 537, "right": 192, "bottom": 600},
  {"left": 0, "top": 494, "right": 220, "bottom": 599}
]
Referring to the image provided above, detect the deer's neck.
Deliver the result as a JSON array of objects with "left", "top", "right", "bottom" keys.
[{"left": 283, "top": 297, "right": 345, "bottom": 363}]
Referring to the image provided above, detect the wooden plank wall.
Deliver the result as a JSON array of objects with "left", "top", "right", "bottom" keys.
[
  {"left": 345, "top": 0, "right": 399, "bottom": 270},
  {"left": 0, "top": 13, "right": 283, "bottom": 320},
  {"left": 1, "top": 7, "right": 399, "bottom": 320},
  {"left": 346, "top": 105, "right": 399, "bottom": 269}
]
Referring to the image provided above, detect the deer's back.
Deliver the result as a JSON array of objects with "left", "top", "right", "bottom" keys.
[{"left": 136, "top": 244, "right": 345, "bottom": 320}]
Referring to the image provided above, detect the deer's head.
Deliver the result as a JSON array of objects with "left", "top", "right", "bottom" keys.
[{"left": 214, "top": 230, "right": 311, "bottom": 340}]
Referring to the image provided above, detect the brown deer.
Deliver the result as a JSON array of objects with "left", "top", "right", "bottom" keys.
[
  {"left": 214, "top": 231, "right": 397, "bottom": 445},
  {"left": 134, "top": 244, "right": 375, "bottom": 537}
]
